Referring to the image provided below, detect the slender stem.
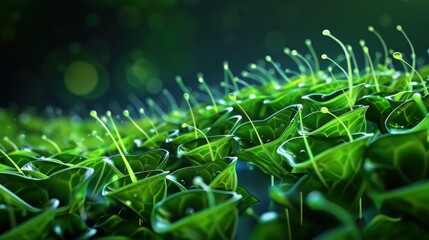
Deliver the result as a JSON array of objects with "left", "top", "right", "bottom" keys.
[
  {"left": 124, "top": 110, "right": 152, "bottom": 142},
  {"left": 3, "top": 137, "right": 18, "bottom": 151},
  {"left": 328, "top": 68, "right": 353, "bottom": 111},
  {"left": 223, "top": 62, "right": 240, "bottom": 93},
  {"left": 298, "top": 107, "right": 328, "bottom": 189},
  {"left": 359, "top": 197, "right": 363, "bottom": 220},
  {"left": 300, "top": 191, "right": 303, "bottom": 227},
  {"left": 91, "top": 111, "right": 137, "bottom": 183},
  {"left": 347, "top": 45, "right": 361, "bottom": 80},
  {"left": 286, "top": 208, "right": 292, "bottom": 240},
  {"left": 305, "top": 39, "right": 320, "bottom": 74},
  {"left": 363, "top": 46, "right": 380, "bottom": 92},
  {"left": 369, "top": 26, "right": 389, "bottom": 66},
  {"left": 393, "top": 52, "right": 428, "bottom": 95},
  {"left": 162, "top": 89, "right": 178, "bottom": 110},
  {"left": 323, "top": 30, "right": 353, "bottom": 105},
  {"left": 397, "top": 25, "right": 416, "bottom": 89},
  {"left": 139, "top": 108, "right": 159, "bottom": 135},
  {"left": 106, "top": 111, "right": 127, "bottom": 154},
  {"left": 183, "top": 123, "right": 215, "bottom": 162},
  {"left": 266, "top": 55, "right": 290, "bottom": 82},
  {"left": 198, "top": 76, "right": 219, "bottom": 112},
  {"left": 184, "top": 93, "right": 198, "bottom": 139},
  {"left": 0, "top": 149, "right": 25, "bottom": 175},
  {"left": 42, "top": 135, "right": 61, "bottom": 154},
  {"left": 292, "top": 50, "right": 316, "bottom": 84},
  {"left": 321, "top": 107, "right": 354, "bottom": 142}
]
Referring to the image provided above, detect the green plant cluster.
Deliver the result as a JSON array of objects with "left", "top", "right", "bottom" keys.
[{"left": 2, "top": 26, "right": 429, "bottom": 239}]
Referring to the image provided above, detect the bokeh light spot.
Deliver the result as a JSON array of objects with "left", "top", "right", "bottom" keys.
[
  {"left": 146, "top": 78, "right": 163, "bottom": 94},
  {"left": 182, "top": 0, "right": 199, "bottom": 6},
  {"left": 379, "top": 14, "right": 392, "bottom": 27},
  {"left": 126, "top": 58, "right": 158, "bottom": 89},
  {"left": 69, "top": 42, "right": 81, "bottom": 55},
  {"left": 148, "top": 13, "right": 166, "bottom": 31},
  {"left": 86, "top": 13, "right": 101, "bottom": 28},
  {"left": 264, "top": 31, "right": 286, "bottom": 53},
  {"left": 1, "top": 26, "right": 15, "bottom": 42},
  {"left": 117, "top": 5, "right": 141, "bottom": 29},
  {"left": 11, "top": 11, "right": 21, "bottom": 22},
  {"left": 64, "top": 61, "right": 98, "bottom": 96},
  {"left": 131, "top": 49, "right": 143, "bottom": 59}
]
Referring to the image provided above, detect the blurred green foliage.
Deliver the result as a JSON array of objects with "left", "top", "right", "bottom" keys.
[{"left": 0, "top": 0, "right": 428, "bottom": 110}]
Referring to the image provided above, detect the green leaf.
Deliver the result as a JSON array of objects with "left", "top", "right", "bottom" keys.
[
  {"left": 365, "top": 129, "right": 429, "bottom": 191},
  {"left": 278, "top": 133, "right": 373, "bottom": 182},
  {"left": 0, "top": 172, "right": 51, "bottom": 209},
  {"left": 371, "top": 181, "right": 429, "bottom": 228},
  {"left": 168, "top": 157, "right": 238, "bottom": 191},
  {"left": 236, "top": 185, "right": 259, "bottom": 213},
  {"left": 21, "top": 159, "right": 71, "bottom": 176},
  {"left": 309, "top": 80, "right": 349, "bottom": 94},
  {"left": 95, "top": 215, "right": 161, "bottom": 239},
  {"left": 51, "top": 212, "right": 97, "bottom": 239},
  {"left": 385, "top": 94, "right": 429, "bottom": 133},
  {"left": 0, "top": 151, "right": 38, "bottom": 169},
  {"left": 364, "top": 214, "right": 429, "bottom": 239},
  {"left": 263, "top": 88, "right": 306, "bottom": 112},
  {"left": 233, "top": 105, "right": 300, "bottom": 178},
  {"left": 49, "top": 150, "right": 86, "bottom": 164},
  {"left": 151, "top": 189, "right": 242, "bottom": 240},
  {"left": 177, "top": 135, "right": 235, "bottom": 165},
  {"left": 356, "top": 95, "right": 392, "bottom": 132},
  {"left": 301, "top": 84, "right": 365, "bottom": 113},
  {"left": 139, "top": 131, "right": 169, "bottom": 150},
  {"left": 103, "top": 170, "right": 168, "bottom": 222},
  {"left": 0, "top": 209, "right": 55, "bottom": 239},
  {"left": 107, "top": 149, "right": 169, "bottom": 175},
  {"left": 0, "top": 184, "right": 41, "bottom": 212},
  {"left": 304, "top": 105, "right": 368, "bottom": 137}
]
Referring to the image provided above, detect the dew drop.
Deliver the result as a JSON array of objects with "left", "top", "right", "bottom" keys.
[
  {"left": 300, "top": 150, "right": 306, "bottom": 154},
  {"left": 214, "top": 170, "right": 221, "bottom": 176},
  {"left": 180, "top": 179, "right": 186, "bottom": 185},
  {"left": 185, "top": 207, "right": 195, "bottom": 215},
  {"left": 280, "top": 124, "right": 285, "bottom": 127}
]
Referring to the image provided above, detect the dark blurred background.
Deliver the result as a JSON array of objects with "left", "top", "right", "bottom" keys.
[{"left": 1, "top": 0, "right": 428, "bottom": 112}]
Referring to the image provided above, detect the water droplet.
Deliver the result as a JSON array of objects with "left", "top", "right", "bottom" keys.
[
  {"left": 185, "top": 207, "right": 195, "bottom": 215},
  {"left": 280, "top": 124, "right": 285, "bottom": 127},
  {"left": 214, "top": 170, "right": 221, "bottom": 176},
  {"left": 300, "top": 150, "right": 306, "bottom": 154},
  {"left": 125, "top": 200, "right": 132, "bottom": 206},
  {"left": 133, "top": 193, "right": 137, "bottom": 198},
  {"left": 180, "top": 179, "right": 186, "bottom": 185},
  {"left": 266, "top": 139, "right": 271, "bottom": 143}
]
